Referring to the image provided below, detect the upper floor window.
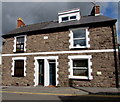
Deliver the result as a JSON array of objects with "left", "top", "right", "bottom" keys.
[
  {"left": 13, "top": 35, "right": 26, "bottom": 53},
  {"left": 69, "top": 28, "right": 90, "bottom": 49},
  {"left": 61, "top": 15, "right": 77, "bottom": 22},
  {"left": 58, "top": 8, "right": 80, "bottom": 23},
  {"left": 62, "top": 16, "right": 69, "bottom": 22},
  {"left": 70, "top": 16, "right": 76, "bottom": 20},
  {"left": 16, "top": 36, "right": 24, "bottom": 52}
]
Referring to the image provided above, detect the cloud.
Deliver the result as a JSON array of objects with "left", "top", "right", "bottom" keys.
[
  {"left": 98, "top": 2, "right": 119, "bottom": 43},
  {"left": 99, "top": 2, "right": 118, "bottom": 17},
  {"left": 2, "top": 2, "right": 93, "bottom": 34}
]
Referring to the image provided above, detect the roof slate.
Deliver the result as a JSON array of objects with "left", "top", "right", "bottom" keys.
[{"left": 3, "top": 15, "right": 117, "bottom": 37}]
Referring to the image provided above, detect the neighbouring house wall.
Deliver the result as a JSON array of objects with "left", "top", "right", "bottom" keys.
[
  {"left": 118, "top": 45, "right": 120, "bottom": 87},
  {"left": 0, "top": 56, "right": 1, "bottom": 65},
  {"left": 0, "top": 56, "right": 1, "bottom": 86},
  {"left": 2, "top": 25, "right": 118, "bottom": 87}
]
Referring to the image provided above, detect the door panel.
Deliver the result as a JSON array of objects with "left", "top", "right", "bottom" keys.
[
  {"left": 49, "top": 60, "right": 56, "bottom": 86},
  {"left": 38, "top": 59, "right": 44, "bottom": 85}
]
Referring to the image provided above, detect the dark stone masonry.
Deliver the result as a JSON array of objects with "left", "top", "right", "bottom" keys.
[{"left": 2, "top": 25, "right": 118, "bottom": 87}]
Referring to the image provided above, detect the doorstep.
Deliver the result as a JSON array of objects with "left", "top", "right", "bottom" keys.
[{"left": 47, "top": 85, "right": 56, "bottom": 87}]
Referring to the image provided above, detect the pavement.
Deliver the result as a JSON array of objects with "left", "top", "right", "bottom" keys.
[{"left": 1, "top": 86, "right": 120, "bottom": 96}]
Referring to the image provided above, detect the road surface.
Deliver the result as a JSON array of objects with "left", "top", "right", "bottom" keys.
[{"left": 2, "top": 91, "right": 120, "bottom": 102}]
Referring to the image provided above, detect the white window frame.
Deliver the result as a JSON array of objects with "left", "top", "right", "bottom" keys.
[
  {"left": 11, "top": 57, "right": 27, "bottom": 77},
  {"left": 60, "top": 13, "right": 79, "bottom": 23},
  {"left": 69, "top": 28, "right": 90, "bottom": 49},
  {"left": 13, "top": 35, "right": 27, "bottom": 52},
  {"left": 68, "top": 55, "right": 93, "bottom": 80},
  {"left": 58, "top": 9, "right": 80, "bottom": 23}
]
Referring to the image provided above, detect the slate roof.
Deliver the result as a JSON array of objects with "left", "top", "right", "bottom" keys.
[{"left": 3, "top": 15, "right": 117, "bottom": 37}]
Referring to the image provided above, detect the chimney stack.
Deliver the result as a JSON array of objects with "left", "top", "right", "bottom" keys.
[
  {"left": 17, "top": 18, "right": 25, "bottom": 28},
  {"left": 91, "top": 5, "right": 100, "bottom": 16}
]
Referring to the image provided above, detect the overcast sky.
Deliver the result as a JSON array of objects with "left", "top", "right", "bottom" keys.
[{"left": 0, "top": 1, "right": 119, "bottom": 52}]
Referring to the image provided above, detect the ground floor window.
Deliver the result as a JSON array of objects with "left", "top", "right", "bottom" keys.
[
  {"left": 14, "top": 60, "right": 24, "bottom": 77},
  {"left": 12, "top": 57, "right": 26, "bottom": 77},
  {"left": 68, "top": 55, "right": 93, "bottom": 80},
  {"left": 73, "top": 59, "right": 88, "bottom": 76}
]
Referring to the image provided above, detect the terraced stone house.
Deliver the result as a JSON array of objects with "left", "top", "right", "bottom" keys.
[{"left": 2, "top": 5, "right": 119, "bottom": 87}]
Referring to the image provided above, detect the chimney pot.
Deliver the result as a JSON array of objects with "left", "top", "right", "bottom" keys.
[
  {"left": 17, "top": 18, "right": 25, "bottom": 28},
  {"left": 91, "top": 5, "right": 100, "bottom": 16}
]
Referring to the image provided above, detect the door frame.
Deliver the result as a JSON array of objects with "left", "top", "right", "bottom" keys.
[{"left": 34, "top": 56, "right": 58, "bottom": 86}]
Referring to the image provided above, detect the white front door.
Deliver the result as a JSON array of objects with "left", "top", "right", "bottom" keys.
[{"left": 34, "top": 56, "right": 58, "bottom": 86}]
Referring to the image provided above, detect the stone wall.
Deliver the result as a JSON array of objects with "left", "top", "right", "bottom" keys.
[
  {"left": 89, "top": 26, "right": 115, "bottom": 50},
  {"left": 2, "top": 26, "right": 115, "bottom": 54},
  {"left": 2, "top": 25, "right": 118, "bottom": 87},
  {"left": 2, "top": 52, "right": 116, "bottom": 87}
]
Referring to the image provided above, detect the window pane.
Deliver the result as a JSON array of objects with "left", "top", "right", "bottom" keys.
[
  {"left": 21, "top": 45, "right": 24, "bottom": 49},
  {"left": 21, "top": 37, "right": 24, "bottom": 43},
  {"left": 16, "top": 45, "right": 20, "bottom": 48},
  {"left": 73, "top": 29, "right": 86, "bottom": 38},
  {"left": 16, "top": 44, "right": 24, "bottom": 52},
  {"left": 70, "top": 16, "right": 76, "bottom": 20},
  {"left": 62, "top": 17, "right": 69, "bottom": 21},
  {"left": 16, "top": 47, "right": 21, "bottom": 52},
  {"left": 14, "top": 60, "right": 24, "bottom": 77},
  {"left": 17, "top": 37, "right": 24, "bottom": 44},
  {"left": 15, "top": 69, "right": 23, "bottom": 76},
  {"left": 74, "top": 39, "right": 86, "bottom": 46},
  {"left": 16, "top": 36, "right": 25, "bottom": 52},
  {"left": 16, "top": 45, "right": 21, "bottom": 51},
  {"left": 73, "top": 59, "right": 88, "bottom": 67},
  {"left": 73, "top": 69, "right": 88, "bottom": 76},
  {"left": 20, "top": 48, "right": 24, "bottom": 51},
  {"left": 17, "top": 38, "right": 20, "bottom": 44}
]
